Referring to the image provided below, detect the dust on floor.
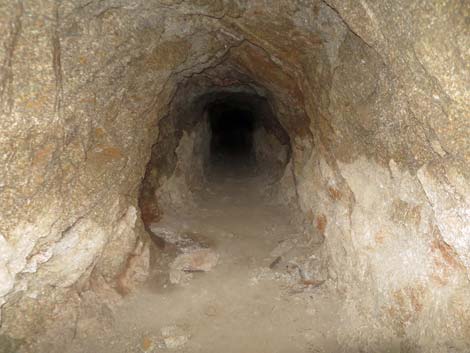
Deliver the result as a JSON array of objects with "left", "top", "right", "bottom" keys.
[{"left": 66, "top": 175, "right": 341, "bottom": 353}]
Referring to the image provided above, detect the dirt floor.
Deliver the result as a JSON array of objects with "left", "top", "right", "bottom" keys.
[{"left": 66, "top": 169, "right": 341, "bottom": 353}]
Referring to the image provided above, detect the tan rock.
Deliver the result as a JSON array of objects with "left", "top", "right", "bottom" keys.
[{"left": 169, "top": 249, "right": 219, "bottom": 284}]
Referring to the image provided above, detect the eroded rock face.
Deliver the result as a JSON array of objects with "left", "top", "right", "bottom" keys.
[{"left": 0, "top": 0, "right": 468, "bottom": 351}]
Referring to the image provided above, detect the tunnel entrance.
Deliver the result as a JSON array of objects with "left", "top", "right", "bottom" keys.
[
  {"left": 138, "top": 89, "right": 293, "bottom": 216},
  {"left": 200, "top": 92, "right": 291, "bottom": 181},
  {"left": 138, "top": 89, "right": 293, "bottom": 221},
  {"left": 207, "top": 101, "right": 256, "bottom": 175}
]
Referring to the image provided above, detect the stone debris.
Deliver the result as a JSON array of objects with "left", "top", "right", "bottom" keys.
[
  {"left": 149, "top": 224, "right": 211, "bottom": 253},
  {"left": 269, "top": 256, "right": 282, "bottom": 269},
  {"left": 253, "top": 238, "right": 327, "bottom": 294},
  {"left": 250, "top": 267, "right": 295, "bottom": 286},
  {"left": 169, "top": 248, "right": 219, "bottom": 284},
  {"left": 141, "top": 335, "right": 157, "bottom": 352},
  {"left": 161, "top": 325, "right": 190, "bottom": 349},
  {"left": 270, "top": 237, "right": 299, "bottom": 258},
  {"left": 149, "top": 225, "right": 192, "bottom": 250},
  {"left": 204, "top": 304, "right": 218, "bottom": 317},
  {"left": 139, "top": 327, "right": 191, "bottom": 352},
  {"left": 151, "top": 220, "right": 219, "bottom": 285}
]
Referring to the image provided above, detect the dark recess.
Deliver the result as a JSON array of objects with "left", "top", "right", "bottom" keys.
[{"left": 207, "top": 102, "right": 256, "bottom": 167}]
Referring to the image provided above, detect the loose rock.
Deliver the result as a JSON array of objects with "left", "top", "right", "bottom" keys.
[
  {"left": 161, "top": 325, "right": 190, "bottom": 349},
  {"left": 169, "top": 249, "right": 219, "bottom": 284}
]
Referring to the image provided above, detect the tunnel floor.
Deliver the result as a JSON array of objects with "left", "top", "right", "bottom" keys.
[{"left": 65, "top": 175, "right": 341, "bottom": 353}]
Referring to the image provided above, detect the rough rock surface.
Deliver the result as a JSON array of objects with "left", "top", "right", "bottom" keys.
[{"left": 0, "top": 0, "right": 469, "bottom": 352}]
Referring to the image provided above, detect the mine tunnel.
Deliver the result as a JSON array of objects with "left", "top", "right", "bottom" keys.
[
  {"left": 207, "top": 102, "right": 255, "bottom": 171},
  {"left": 203, "top": 93, "right": 291, "bottom": 181},
  {"left": 1, "top": 1, "right": 469, "bottom": 353}
]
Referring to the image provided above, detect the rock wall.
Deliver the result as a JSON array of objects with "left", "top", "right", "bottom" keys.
[
  {"left": 0, "top": 0, "right": 236, "bottom": 346},
  {"left": 0, "top": 0, "right": 468, "bottom": 351},
  {"left": 253, "top": 126, "right": 289, "bottom": 177}
]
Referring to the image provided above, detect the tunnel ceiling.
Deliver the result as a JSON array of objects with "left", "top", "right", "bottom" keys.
[{"left": 0, "top": 0, "right": 469, "bottom": 351}]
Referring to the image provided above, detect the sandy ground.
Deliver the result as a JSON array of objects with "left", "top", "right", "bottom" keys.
[{"left": 66, "top": 172, "right": 341, "bottom": 353}]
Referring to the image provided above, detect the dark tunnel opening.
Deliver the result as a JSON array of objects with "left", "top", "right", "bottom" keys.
[
  {"left": 207, "top": 102, "right": 256, "bottom": 169},
  {"left": 138, "top": 90, "right": 293, "bottom": 220},
  {"left": 200, "top": 92, "right": 292, "bottom": 181}
]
